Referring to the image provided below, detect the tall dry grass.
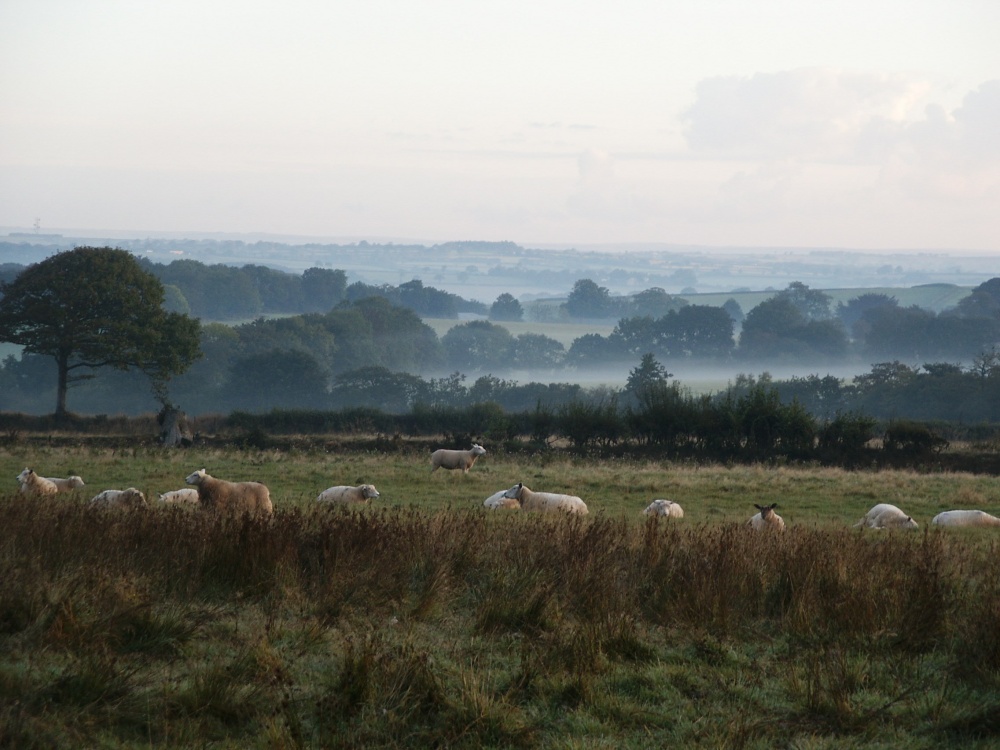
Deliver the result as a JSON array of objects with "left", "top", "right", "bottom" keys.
[{"left": 3, "top": 491, "right": 1000, "bottom": 746}]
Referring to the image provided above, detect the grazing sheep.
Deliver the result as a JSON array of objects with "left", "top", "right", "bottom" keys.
[
  {"left": 483, "top": 489, "right": 520, "bottom": 510},
  {"left": 44, "top": 475, "right": 85, "bottom": 492},
  {"left": 89, "top": 488, "right": 148, "bottom": 509},
  {"left": 317, "top": 484, "right": 380, "bottom": 504},
  {"left": 931, "top": 509, "right": 1000, "bottom": 527},
  {"left": 747, "top": 503, "right": 785, "bottom": 531},
  {"left": 158, "top": 488, "right": 200, "bottom": 504},
  {"left": 16, "top": 468, "right": 58, "bottom": 496},
  {"left": 854, "top": 503, "right": 919, "bottom": 530},
  {"left": 185, "top": 468, "right": 273, "bottom": 516},
  {"left": 430, "top": 444, "right": 486, "bottom": 474},
  {"left": 643, "top": 499, "right": 684, "bottom": 518},
  {"left": 502, "top": 482, "right": 589, "bottom": 515}
]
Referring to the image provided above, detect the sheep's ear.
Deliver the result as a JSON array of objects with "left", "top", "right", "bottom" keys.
[
  {"left": 754, "top": 504, "right": 764, "bottom": 511},
  {"left": 770, "top": 503, "right": 778, "bottom": 510}
]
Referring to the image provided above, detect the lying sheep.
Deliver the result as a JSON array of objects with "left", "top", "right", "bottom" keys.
[
  {"left": 643, "top": 499, "right": 684, "bottom": 518},
  {"left": 45, "top": 475, "right": 85, "bottom": 492},
  {"left": 317, "top": 484, "right": 380, "bottom": 504},
  {"left": 931, "top": 509, "right": 1000, "bottom": 527},
  {"left": 483, "top": 489, "right": 520, "bottom": 510},
  {"left": 158, "top": 488, "right": 200, "bottom": 504},
  {"left": 430, "top": 444, "right": 486, "bottom": 474},
  {"left": 185, "top": 468, "right": 273, "bottom": 516},
  {"left": 854, "top": 503, "right": 918, "bottom": 530},
  {"left": 747, "top": 503, "right": 785, "bottom": 531},
  {"left": 502, "top": 482, "right": 589, "bottom": 515},
  {"left": 16, "top": 468, "right": 58, "bottom": 496},
  {"left": 89, "top": 488, "right": 148, "bottom": 509}
]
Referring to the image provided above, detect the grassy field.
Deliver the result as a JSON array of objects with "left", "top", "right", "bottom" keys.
[{"left": 3, "top": 443, "right": 1000, "bottom": 748}]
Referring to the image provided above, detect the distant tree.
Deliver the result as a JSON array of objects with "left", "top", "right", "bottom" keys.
[
  {"left": 330, "top": 365, "right": 428, "bottom": 413},
  {"left": 563, "top": 279, "right": 612, "bottom": 319},
  {"left": 301, "top": 267, "right": 347, "bottom": 313},
  {"left": 657, "top": 305, "right": 735, "bottom": 359},
  {"left": 778, "top": 282, "right": 832, "bottom": 320},
  {"left": 441, "top": 320, "right": 516, "bottom": 373},
  {"left": 512, "top": 332, "right": 565, "bottom": 370},
  {"left": 952, "top": 277, "right": 1000, "bottom": 319},
  {"left": 0, "top": 247, "right": 201, "bottom": 417},
  {"left": 609, "top": 317, "right": 657, "bottom": 359},
  {"left": 226, "top": 349, "right": 329, "bottom": 412},
  {"left": 837, "top": 293, "right": 898, "bottom": 338},
  {"left": 565, "top": 333, "right": 621, "bottom": 368},
  {"left": 722, "top": 298, "right": 744, "bottom": 325},
  {"left": 627, "top": 287, "right": 685, "bottom": 318},
  {"left": 489, "top": 293, "right": 524, "bottom": 322},
  {"left": 624, "top": 353, "right": 672, "bottom": 402}
]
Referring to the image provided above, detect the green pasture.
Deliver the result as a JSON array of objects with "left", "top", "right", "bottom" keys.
[
  {"left": 4, "top": 444, "right": 998, "bottom": 527},
  {"left": 5, "top": 444, "right": 1000, "bottom": 748}
]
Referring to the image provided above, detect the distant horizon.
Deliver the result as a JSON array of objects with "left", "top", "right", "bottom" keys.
[{"left": 2, "top": 225, "right": 997, "bottom": 259}]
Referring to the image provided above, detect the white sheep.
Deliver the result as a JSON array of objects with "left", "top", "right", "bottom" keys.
[
  {"left": 158, "top": 488, "right": 200, "bottom": 504},
  {"left": 931, "top": 509, "right": 1000, "bottom": 527},
  {"left": 89, "top": 488, "right": 148, "bottom": 509},
  {"left": 747, "top": 503, "right": 785, "bottom": 531},
  {"left": 643, "top": 499, "right": 684, "bottom": 518},
  {"left": 854, "top": 503, "right": 919, "bottom": 530},
  {"left": 185, "top": 468, "right": 273, "bottom": 516},
  {"left": 16, "top": 468, "right": 58, "bottom": 496},
  {"left": 44, "top": 475, "right": 85, "bottom": 492},
  {"left": 430, "top": 444, "right": 486, "bottom": 474},
  {"left": 483, "top": 489, "right": 520, "bottom": 510},
  {"left": 317, "top": 484, "right": 380, "bottom": 504},
  {"left": 502, "top": 482, "right": 589, "bottom": 515}
]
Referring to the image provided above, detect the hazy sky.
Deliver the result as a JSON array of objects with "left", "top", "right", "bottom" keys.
[{"left": 2, "top": 0, "right": 998, "bottom": 251}]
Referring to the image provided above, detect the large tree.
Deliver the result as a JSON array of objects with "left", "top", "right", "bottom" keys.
[{"left": 0, "top": 246, "right": 201, "bottom": 417}]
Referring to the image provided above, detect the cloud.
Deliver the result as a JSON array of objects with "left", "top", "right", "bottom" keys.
[{"left": 682, "top": 67, "right": 932, "bottom": 162}]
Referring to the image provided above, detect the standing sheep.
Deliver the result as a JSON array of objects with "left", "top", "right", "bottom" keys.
[
  {"left": 931, "top": 509, "right": 1000, "bottom": 527},
  {"left": 502, "top": 482, "right": 589, "bottom": 515},
  {"left": 854, "top": 503, "right": 919, "bottom": 530},
  {"left": 185, "top": 469, "right": 273, "bottom": 516},
  {"left": 430, "top": 444, "right": 486, "bottom": 474},
  {"left": 643, "top": 499, "right": 684, "bottom": 518},
  {"left": 158, "top": 488, "right": 200, "bottom": 504},
  {"left": 89, "top": 488, "right": 148, "bottom": 509},
  {"left": 317, "top": 484, "right": 380, "bottom": 504},
  {"left": 16, "top": 468, "right": 58, "bottom": 496},
  {"left": 747, "top": 503, "right": 785, "bottom": 531}
]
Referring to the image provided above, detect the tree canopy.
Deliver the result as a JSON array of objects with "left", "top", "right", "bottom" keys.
[{"left": 0, "top": 246, "right": 201, "bottom": 416}]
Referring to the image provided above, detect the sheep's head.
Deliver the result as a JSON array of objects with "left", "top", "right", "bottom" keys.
[
  {"left": 122, "top": 488, "right": 148, "bottom": 508},
  {"left": 185, "top": 469, "right": 207, "bottom": 485},
  {"left": 360, "top": 484, "right": 380, "bottom": 500},
  {"left": 471, "top": 444, "right": 486, "bottom": 456},
  {"left": 503, "top": 483, "right": 525, "bottom": 503},
  {"left": 67, "top": 475, "right": 85, "bottom": 489},
  {"left": 755, "top": 503, "right": 778, "bottom": 519},
  {"left": 16, "top": 468, "right": 32, "bottom": 484}
]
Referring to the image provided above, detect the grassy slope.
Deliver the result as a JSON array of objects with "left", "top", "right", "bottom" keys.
[{"left": 4, "top": 444, "right": 1000, "bottom": 748}]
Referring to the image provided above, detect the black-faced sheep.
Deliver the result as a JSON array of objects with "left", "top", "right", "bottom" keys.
[
  {"left": 430, "top": 444, "right": 486, "bottom": 474},
  {"left": 502, "top": 482, "right": 589, "bottom": 515},
  {"left": 16, "top": 468, "right": 58, "bottom": 496},
  {"left": 158, "top": 488, "right": 200, "bottom": 504},
  {"left": 747, "top": 503, "right": 785, "bottom": 531},
  {"left": 89, "top": 488, "right": 148, "bottom": 509},
  {"left": 316, "top": 484, "right": 380, "bottom": 504},
  {"left": 854, "top": 503, "right": 918, "bottom": 530},
  {"left": 185, "top": 469, "right": 273, "bottom": 516},
  {"left": 643, "top": 499, "right": 684, "bottom": 518},
  {"left": 931, "top": 509, "right": 1000, "bottom": 527}
]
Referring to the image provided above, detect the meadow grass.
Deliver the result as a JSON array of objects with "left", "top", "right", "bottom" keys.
[{"left": 3, "top": 443, "right": 1000, "bottom": 747}]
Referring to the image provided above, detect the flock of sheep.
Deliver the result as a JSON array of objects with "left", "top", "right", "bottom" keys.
[{"left": 13, "top": 441, "right": 1000, "bottom": 530}]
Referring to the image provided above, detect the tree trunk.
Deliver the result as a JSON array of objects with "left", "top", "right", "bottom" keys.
[
  {"left": 159, "top": 406, "right": 193, "bottom": 447},
  {"left": 55, "top": 350, "right": 69, "bottom": 419}
]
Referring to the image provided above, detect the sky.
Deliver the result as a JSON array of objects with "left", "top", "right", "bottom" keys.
[{"left": 1, "top": 0, "right": 998, "bottom": 252}]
